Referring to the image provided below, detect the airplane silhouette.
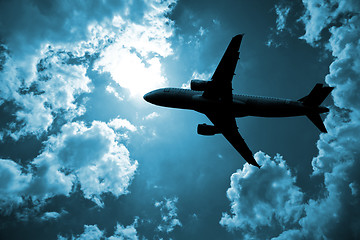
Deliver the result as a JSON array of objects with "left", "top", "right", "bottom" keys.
[{"left": 143, "top": 34, "right": 333, "bottom": 168}]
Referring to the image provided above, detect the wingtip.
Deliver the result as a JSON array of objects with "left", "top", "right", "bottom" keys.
[
  {"left": 234, "top": 34, "right": 244, "bottom": 39},
  {"left": 252, "top": 162, "right": 261, "bottom": 169}
]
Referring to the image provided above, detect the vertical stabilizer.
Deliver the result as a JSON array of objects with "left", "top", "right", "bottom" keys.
[{"left": 298, "top": 83, "right": 334, "bottom": 106}]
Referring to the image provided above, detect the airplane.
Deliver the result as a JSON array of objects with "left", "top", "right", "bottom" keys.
[{"left": 143, "top": 34, "right": 333, "bottom": 168}]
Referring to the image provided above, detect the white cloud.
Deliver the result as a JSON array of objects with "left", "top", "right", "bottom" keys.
[
  {"left": 300, "top": 0, "right": 360, "bottom": 45},
  {"left": 0, "top": 159, "right": 32, "bottom": 214},
  {"left": 0, "top": 47, "right": 91, "bottom": 139},
  {"left": 43, "top": 121, "right": 138, "bottom": 205},
  {"left": 181, "top": 80, "right": 191, "bottom": 89},
  {"left": 220, "top": 152, "right": 304, "bottom": 238},
  {"left": 349, "top": 182, "right": 358, "bottom": 196},
  {"left": 143, "top": 112, "right": 160, "bottom": 120},
  {"left": 0, "top": 45, "right": 22, "bottom": 106},
  {"left": 106, "top": 85, "right": 124, "bottom": 101},
  {"left": 266, "top": 4, "right": 292, "bottom": 48},
  {"left": 181, "top": 71, "right": 212, "bottom": 89},
  {"left": 68, "top": 225, "right": 104, "bottom": 240},
  {"left": 198, "top": 26, "right": 208, "bottom": 36},
  {"left": 212, "top": 19, "right": 220, "bottom": 26},
  {"left": 109, "top": 118, "right": 137, "bottom": 132},
  {"left": 0, "top": 156, "right": 74, "bottom": 215},
  {"left": 40, "top": 210, "right": 68, "bottom": 221},
  {"left": 155, "top": 197, "right": 182, "bottom": 233},
  {"left": 0, "top": 120, "right": 138, "bottom": 213},
  {"left": 191, "top": 71, "right": 212, "bottom": 80},
  {"left": 59, "top": 219, "right": 139, "bottom": 240},
  {"left": 108, "top": 219, "right": 139, "bottom": 240},
  {"left": 275, "top": 5, "right": 290, "bottom": 33}
]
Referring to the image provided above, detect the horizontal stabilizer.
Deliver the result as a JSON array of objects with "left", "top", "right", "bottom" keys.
[
  {"left": 307, "top": 114, "right": 327, "bottom": 133},
  {"left": 298, "top": 84, "right": 334, "bottom": 106}
]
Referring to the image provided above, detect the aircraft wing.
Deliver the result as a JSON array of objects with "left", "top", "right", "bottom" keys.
[
  {"left": 202, "top": 34, "right": 243, "bottom": 102},
  {"left": 206, "top": 113, "right": 261, "bottom": 168}
]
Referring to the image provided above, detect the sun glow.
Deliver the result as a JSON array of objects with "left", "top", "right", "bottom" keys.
[
  {"left": 95, "top": 46, "right": 167, "bottom": 98},
  {"left": 94, "top": 4, "right": 175, "bottom": 99}
]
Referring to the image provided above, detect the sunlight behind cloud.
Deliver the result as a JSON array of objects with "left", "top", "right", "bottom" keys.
[
  {"left": 95, "top": 47, "right": 167, "bottom": 98},
  {"left": 94, "top": 1, "right": 176, "bottom": 99}
]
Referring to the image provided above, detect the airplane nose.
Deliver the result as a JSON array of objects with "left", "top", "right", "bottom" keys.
[
  {"left": 143, "top": 92, "right": 152, "bottom": 103},
  {"left": 143, "top": 90, "right": 162, "bottom": 105}
]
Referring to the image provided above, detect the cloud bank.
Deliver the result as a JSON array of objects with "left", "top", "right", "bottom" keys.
[{"left": 222, "top": 1, "right": 360, "bottom": 239}]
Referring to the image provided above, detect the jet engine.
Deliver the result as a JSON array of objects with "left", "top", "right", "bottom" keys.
[
  {"left": 190, "top": 80, "right": 209, "bottom": 91},
  {"left": 197, "top": 123, "right": 221, "bottom": 136}
]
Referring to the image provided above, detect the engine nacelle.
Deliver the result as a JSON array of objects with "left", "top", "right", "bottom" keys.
[
  {"left": 197, "top": 123, "right": 221, "bottom": 136},
  {"left": 190, "top": 80, "right": 209, "bottom": 91}
]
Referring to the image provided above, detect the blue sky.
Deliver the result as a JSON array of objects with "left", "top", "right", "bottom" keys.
[{"left": 0, "top": 0, "right": 359, "bottom": 239}]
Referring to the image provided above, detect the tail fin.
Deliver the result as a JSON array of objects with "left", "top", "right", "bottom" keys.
[
  {"left": 299, "top": 84, "right": 334, "bottom": 133},
  {"left": 298, "top": 84, "right": 334, "bottom": 106}
]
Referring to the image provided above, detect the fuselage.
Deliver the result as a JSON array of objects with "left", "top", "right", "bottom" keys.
[{"left": 143, "top": 88, "right": 328, "bottom": 118}]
